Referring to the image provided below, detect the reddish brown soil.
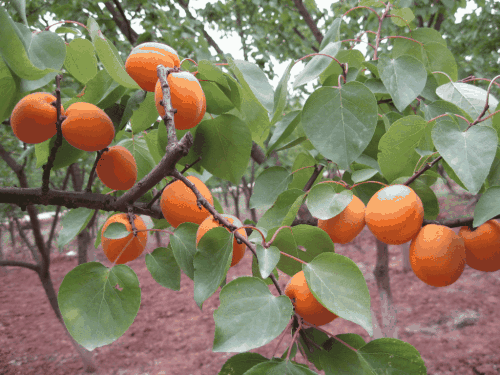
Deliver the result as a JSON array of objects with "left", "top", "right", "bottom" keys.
[{"left": 1, "top": 195, "right": 500, "bottom": 375}]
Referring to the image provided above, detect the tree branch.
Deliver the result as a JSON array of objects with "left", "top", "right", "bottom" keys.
[
  {"left": 104, "top": 1, "right": 138, "bottom": 44},
  {"left": 292, "top": 0, "right": 323, "bottom": 45}
]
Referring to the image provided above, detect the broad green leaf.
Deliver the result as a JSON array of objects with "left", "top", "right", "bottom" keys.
[
  {"left": 320, "top": 335, "right": 426, "bottom": 374},
  {"left": 55, "top": 26, "right": 81, "bottom": 35},
  {"left": 351, "top": 168, "right": 378, "bottom": 183},
  {"left": 472, "top": 186, "right": 500, "bottom": 228},
  {"left": 270, "top": 61, "right": 293, "bottom": 126},
  {"left": 11, "top": 0, "right": 28, "bottom": 25},
  {"left": 0, "top": 57, "right": 17, "bottom": 121},
  {"left": 288, "top": 151, "right": 320, "bottom": 190},
  {"left": 249, "top": 166, "right": 292, "bottom": 210},
  {"left": 145, "top": 246, "right": 180, "bottom": 291},
  {"left": 304, "top": 252, "right": 372, "bottom": 336},
  {"left": 320, "top": 50, "right": 365, "bottom": 85},
  {"left": 35, "top": 136, "right": 87, "bottom": 170},
  {"left": 219, "top": 353, "right": 268, "bottom": 375},
  {"left": 197, "top": 60, "right": 229, "bottom": 88},
  {"left": 293, "top": 42, "right": 341, "bottom": 89},
  {"left": 421, "top": 100, "right": 472, "bottom": 131},
  {"left": 436, "top": 82, "right": 499, "bottom": 126},
  {"left": 64, "top": 38, "right": 97, "bottom": 84},
  {"left": 307, "top": 183, "right": 352, "bottom": 220},
  {"left": 253, "top": 244, "right": 279, "bottom": 280},
  {"left": 251, "top": 256, "right": 279, "bottom": 285},
  {"left": 58, "top": 262, "right": 141, "bottom": 351},
  {"left": 199, "top": 80, "right": 235, "bottom": 114},
  {"left": 87, "top": 17, "right": 139, "bottom": 89},
  {"left": 432, "top": 123, "right": 497, "bottom": 195},
  {"left": 257, "top": 189, "right": 305, "bottom": 231},
  {"left": 302, "top": 81, "right": 378, "bottom": 170},
  {"left": 213, "top": 277, "right": 293, "bottom": 352},
  {"left": 390, "top": 7, "right": 415, "bottom": 27},
  {"left": 320, "top": 18, "right": 342, "bottom": 50},
  {"left": 194, "top": 227, "right": 234, "bottom": 309},
  {"left": 378, "top": 54, "right": 427, "bottom": 112},
  {"left": 267, "top": 111, "right": 301, "bottom": 156},
  {"left": 144, "top": 129, "right": 162, "bottom": 165},
  {"left": 378, "top": 115, "right": 430, "bottom": 183},
  {"left": 120, "top": 89, "right": 147, "bottom": 130},
  {"left": 57, "top": 208, "right": 94, "bottom": 248},
  {"left": 102, "top": 222, "right": 128, "bottom": 240},
  {"left": 232, "top": 60, "right": 274, "bottom": 113},
  {"left": 193, "top": 114, "right": 252, "bottom": 184},
  {"left": 170, "top": 222, "right": 198, "bottom": 280},
  {"left": 272, "top": 227, "right": 300, "bottom": 277},
  {"left": 292, "top": 225, "right": 335, "bottom": 264},
  {"left": 243, "top": 358, "right": 319, "bottom": 375},
  {"left": 227, "top": 57, "right": 270, "bottom": 146},
  {"left": 130, "top": 92, "right": 159, "bottom": 134},
  {"left": 0, "top": 9, "right": 58, "bottom": 80}
]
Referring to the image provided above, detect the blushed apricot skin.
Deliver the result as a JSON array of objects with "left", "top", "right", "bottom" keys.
[
  {"left": 96, "top": 145, "right": 137, "bottom": 191},
  {"left": 459, "top": 220, "right": 500, "bottom": 272}
]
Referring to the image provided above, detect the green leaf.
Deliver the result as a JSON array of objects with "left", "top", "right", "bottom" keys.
[
  {"left": 87, "top": 17, "right": 139, "bottom": 89},
  {"left": 120, "top": 89, "right": 147, "bottom": 130},
  {"left": 378, "top": 115, "right": 430, "bottom": 183},
  {"left": 35, "top": 136, "right": 87, "bottom": 170},
  {"left": 170, "top": 222, "right": 198, "bottom": 280},
  {"left": 145, "top": 246, "right": 180, "bottom": 291},
  {"left": 64, "top": 38, "right": 97, "bottom": 84},
  {"left": 432, "top": 122, "right": 497, "bottom": 195},
  {"left": 57, "top": 208, "right": 94, "bottom": 248},
  {"left": 194, "top": 227, "right": 234, "bottom": 309},
  {"left": 249, "top": 166, "right": 292, "bottom": 210},
  {"left": 58, "top": 262, "right": 141, "bottom": 351},
  {"left": 304, "top": 252, "right": 372, "bottom": 336},
  {"left": 0, "top": 57, "right": 18, "bottom": 121},
  {"left": 255, "top": 244, "right": 280, "bottom": 279},
  {"left": 218, "top": 353, "right": 268, "bottom": 375},
  {"left": 320, "top": 336, "right": 426, "bottom": 374},
  {"left": 0, "top": 9, "right": 58, "bottom": 80},
  {"left": 293, "top": 42, "right": 341, "bottom": 88},
  {"left": 197, "top": 60, "right": 229, "bottom": 88},
  {"left": 421, "top": 100, "right": 472, "bottom": 131},
  {"left": 11, "top": 0, "right": 27, "bottom": 25},
  {"left": 199, "top": 80, "right": 235, "bottom": 114},
  {"left": 436, "top": 82, "right": 499, "bottom": 127},
  {"left": 267, "top": 110, "right": 301, "bottom": 156},
  {"left": 251, "top": 255, "right": 279, "bottom": 285},
  {"left": 232, "top": 60, "right": 274, "bottom": 113},
  {"left": 118, "top": 138, "right": 156, "bottom": 182},
  {"left": 192, "top": 114, "right": 252, "bottom": 184},
  {"left": 302, "top": 81, "right": 378, "bottom": 170},
  {"left": 102, "top": 222, "right": 129, "bottom": 239},
  {"left": 243, "top": 358, "right": 319, "bottom": 374},
  {"left": 130, "top": 92, "right": 159, "bottom": 134},
  {"left": 270, "top": 61, "right": 293, "bottom": 125},
  {"left": 288, "top": 151, "right": 320, "bottom": 190},
  {"left": 257, "top": 189, "right": 305, "bottom": 231},
  {"left": 378, "top": 54, "right": 427, "bottom": 112},
  {"left": 213, "top": 277, "right": 293, "bottom": 352},
  {"left": 144, "top": 129, "right": 162, "bottom": 165},
  {"left": 390, "top": 7, "right": 415, "bottom": 27},
  {"left": 472, "top": 186, "right": 500, "bottom": 228},
  {"left": 307, "top": 184, "right": 352, "bottom": 220},
  {"left": 320, "top": 18, "right": 342, "bottom": 50}
]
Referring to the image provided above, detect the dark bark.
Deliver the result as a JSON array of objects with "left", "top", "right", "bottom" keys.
[
  {"left": 292, "top": 0, "right": 323, "bottom": 45},
  {"left": 104, "top": 1, "right": 138, "bottom": 45},
  {"left": 70, "top": 164, "right": 90, "bottom": 265}
]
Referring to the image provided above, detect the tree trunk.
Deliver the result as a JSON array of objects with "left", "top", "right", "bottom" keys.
[
  {"left": 401, "top": 242, "right": 411, "bottom": 273},
  {"left": 70, "top": 164, "right": 91, "bottom": 265},
  {"left": 8, "top": 216, "right": 16, "bottom": 252},
  {"left": 230, "top": 184, "right": 241, "bottom": 218},
  {"left": 155, "top": 231, "right": 162, "bottom": 247},
  {"left": 373, "top": 239, "right": 399, "bottom": 339}
]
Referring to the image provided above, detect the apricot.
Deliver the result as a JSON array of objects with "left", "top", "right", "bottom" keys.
[
  {"left": 96, "top": 145, "right": 137, "bottom": 191},
  {"left": 459, "top": 220, "right": 500, "bottom": 272},
  {"left": 10, "top": 92, "right": 65, "bottom": 144},
  {"left": 61, "top": 102, "right": 115, "bottom": 152}
]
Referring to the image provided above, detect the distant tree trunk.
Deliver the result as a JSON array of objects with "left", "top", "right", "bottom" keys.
[
  {"left": 401, "top": 242, "right": 411, "bottom": 273},
  {"left": 229, "top": 183, "right": 241, "bottom": 218},
  {"left": 70, "top": 163, "right": 91, "bottom": 265},
  {"left": 155, "top": 231, "right": 162, "bottom": 247},
  {"left": 374, "top": 239, "right": 399, "bottom": 339},
  {"left": 241, "top": 161, "right": 258, "bottom": 223},
  {"left": 8, "top": 216, "right": 16, "bottom": 252}
]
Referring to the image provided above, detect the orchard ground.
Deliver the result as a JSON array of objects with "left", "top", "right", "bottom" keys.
[{"left": 1, "top": 181, "right": 500, "bottom": 375}]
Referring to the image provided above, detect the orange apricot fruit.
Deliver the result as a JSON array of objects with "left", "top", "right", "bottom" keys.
[
  {"left": 459, "top": 220, "right": 500, "bottom": 272},
  {"left": 10, "top": 92, "right": 65, "bottom": 144},
  {"left": 154, "top": 71, "right": 205, "bottom": 130},
  {"left": 410, "top": 224, "right": 466, "bottom": 287},
  {"left": 365, "top": 184, "right": 424, "bottom": 245},
  {"left": 125, "top": 42, "right": 181, "bottom": 92},
  {"left": 317, "top": 194, "right": 366, "bottom": 244},
  {"left": 96, "top": 145, "right": 137, "bottom": 191},
  {"left": 196, "top": 215, "right": 247, "bottom": 267},
  {"left": 284, "top": 271, "right": 339, "bottom": 326},
  {"left": 101, "top": 213, "right": 148, "bottom": 264},
  {"left": 61, "top": 102, "right": 115, "bottom": 152},
  {"left": 160, "top": 175, "right": 213, "bottom": 228}
]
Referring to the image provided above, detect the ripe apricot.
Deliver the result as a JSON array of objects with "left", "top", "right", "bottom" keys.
[
  {"left": 196, "top": 215, "right": 247, "bottom": 267},
  {"left": 410, "top": 224, "right": 466, "bottom": 287},
  {"left": 284, "top": 271, "right": 339, "bottom": 326},
  {"left": 10, "top": 92, "right": 65, "bottom": 144},
  {"left": 459, "top": 220, "right": 500, "bottom": 272},
  {"left": 365, "top": 184, "right": 424, "bottom": 245},
  {"left": 160, "top": 175, "right": 213, "bottom": 228},
  {"left": 101, "top": 213, "right": 148, "bottom": 264},
  {"left": 317, "top": 194, "right": 366, "bottom": 244},
  {"left": 61, "top": 102, "right": 115, "bottom": 152},
  {"left": 125, "top": 42, "right": 181, "bottom": 92},
  {"left": 154, "top": 71, "right": 205, "bottom": 130},
  {"left": 96, "top": 145, "right": 137, "bottom": 191}
]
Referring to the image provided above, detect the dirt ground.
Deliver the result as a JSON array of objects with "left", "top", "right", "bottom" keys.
[{"left": 1, "top": 187, "right": 500, "bottom": 375}]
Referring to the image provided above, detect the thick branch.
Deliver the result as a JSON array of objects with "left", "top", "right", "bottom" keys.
[
  {"left": 251, "top": 142, "right": 267, "bottom": 165},
  {"left": 0, "top": 260, "right": 39, "bottom": 271},
  {"left": 104, "top": 1, "right": 138, "bottom": 44},
  {"left": 292, "top": 0, "right": 323, "bottom": 44}
]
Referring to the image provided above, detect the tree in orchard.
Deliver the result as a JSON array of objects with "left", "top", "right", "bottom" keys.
[{"left": 1, "top": 1, "right": 500, "bottom": 374}]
